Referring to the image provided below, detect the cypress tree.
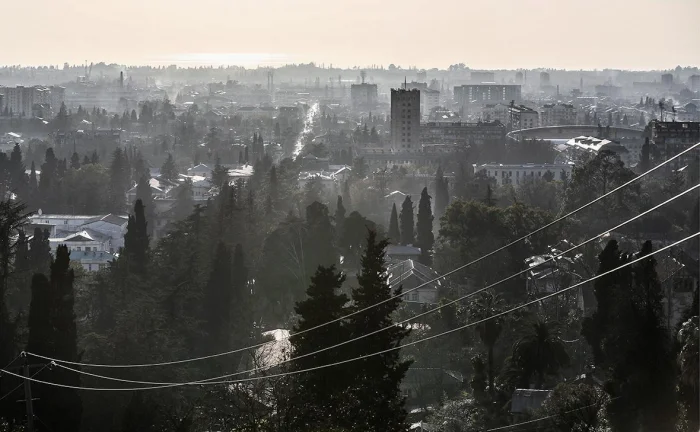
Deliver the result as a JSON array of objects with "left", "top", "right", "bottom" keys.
[
  {"left": 640, "top": 137, "right": 651, "bottom": 173},
  {"left": 211, "top": 156, "right": 229, "bottom": 188},
  {"left": 435, "top": 166, "right": 449, "bottom": 217},
  {"left": 47, "top": 245, "right": 82, "bottom": 432},
  {"left": 415, "top": 187, "right": 434, "bottom": 266},
  {"left": 21, "top": 273, "right": 53, "bottom": 432},
  {"left": 9, "top": 144, "right": 26, "bottom": 196},
  {"left": 483, "top": 184, "right": 496, "bottom": 207},
  {"left": 132, "top": 152, "right": 149, "bottom": 181},
  {"left": 231, "top": 243, "right": 250, "bottom": 346},
  {"left": 135, "top": 176, "right": 155, "bottom": 237},
  {"left": 123, "top": 199, "right": 149, "bottom": 275},
  {"left": 334, "top": 195, "right": 346, "bottom": 234},
  {"left": 291, "top": 265, "right": 351, "bottom": 430},
  {"left": 268, "top": 166, "right": 279, "bottom": 210},
  {"left": 160, "top": 153, "right": 178, "bottom": 181},
  {"left": 26, "top": 273, "right": 53, "bottom": 357},
  {"left": 39, "top": 148, "right": 58, "bottom": 210},
  {"left": 29, "top": 228, "right": 52, "bottom": 276},
  {"left": 347, "top": 231, "right": 411, "bottom": 432},
  {"left": 304, "top": 201, "right": 338, "bottom": 277},
  {"left": 90, "top": 150, "right": 99, "bottom": 165},
  {"left": 342, "top": 180, "right": 352, "bottom": 210},
  {"left": 70, "top": 152, "right": 81, "bottom": 170},
  {"left": 108, "top": 148, "right": 129, "bottom": 213},
  {"left": 388, "top": 203, "right": 400, "bottom": 244},
  {"left": 203, "top": 242, "right": 233, "bottom": 361},
  {"left": 172, "top": 179, "right": 194, "bottom": 221},
  {"left": 82, "top": 155, "right": 90, "bottom": 166},
  {"left": 399, "top": 195, "right": 414, "bottom": 246}
]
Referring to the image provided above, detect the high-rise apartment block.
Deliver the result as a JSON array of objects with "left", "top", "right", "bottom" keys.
[
  {"left": 540, "top": 103, "right": 577, "bottom": 126},
  {"left": 0, "top": 85, "right": 65, "bottom": 117},
  {"left": 454, "top": 84, "right": 521, "bottom": 114},
  {"left": 391, "top": 89, "right": 421, "bottom": 149},
  {"left": 350, "top": 83, "right": 378, "bottom": 110},
  {"left": 650, "top": 121, "right": 700, "bottom": 170}
]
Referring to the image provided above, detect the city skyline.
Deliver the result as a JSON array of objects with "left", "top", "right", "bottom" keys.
[{"left": 3, "top": 0, "right": 699, "bottom": 70}]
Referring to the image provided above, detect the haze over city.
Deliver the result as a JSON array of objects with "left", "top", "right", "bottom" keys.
[{"left": 3, "top": 0, "right": 700, "bottom": 69}]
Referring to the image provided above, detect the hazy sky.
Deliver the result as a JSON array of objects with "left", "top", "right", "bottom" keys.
[{"left": 4, "top": 0, "right": 699, "bottom": 70}]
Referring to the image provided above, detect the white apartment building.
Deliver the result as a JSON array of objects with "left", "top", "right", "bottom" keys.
[
  {"left": 474, "top": 162, "right": 574, "bottom": 187},
  {"left": 482, "top": 104, "right": 539, "bottom": 129},
  {"left": 540, "top": 103, "right": 577, "bottom": 126}
]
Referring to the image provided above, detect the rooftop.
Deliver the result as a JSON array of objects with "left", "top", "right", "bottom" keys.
[
  {"left": 387, "top": 259, "right": 441, "bottom": 291},
  {"left": 84, "top": 214, "right": 128, "bottom": 226}
]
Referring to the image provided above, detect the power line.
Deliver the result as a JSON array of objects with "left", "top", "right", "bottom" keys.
[
  {"left": 35, "top": 184, "right": 699, "bottom": 386},
  {"left": 26, "top": 141, "right": 700, "bottom": 370},
  {"left": 0, "top": 358, "right": 43, "bottom": 402},
  {"left": 9, "top": 232, "right": 697, "bottom": 391},
  {"left": 485, "top": 397, "right": 618, "bottom": 432}
]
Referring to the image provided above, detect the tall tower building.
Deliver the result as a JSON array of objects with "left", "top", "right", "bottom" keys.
[{"left": 391, "top": 88, "right": 421, "bottom": 150}]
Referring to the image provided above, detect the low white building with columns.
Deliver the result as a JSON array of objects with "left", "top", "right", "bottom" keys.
[{"left": 473, "top": 162, "right": 574, "bottom": 188}]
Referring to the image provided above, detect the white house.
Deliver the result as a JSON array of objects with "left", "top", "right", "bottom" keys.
[
  {"left": 69, "top": 250, "right": 116, "bottom": 272},
  {"left": 48, "top": 230, "right": 105, "bottom": 252},
  {"left": 125, "top": 178, "right": 168, "bottom": 206},
  {"left": 387, "top": 259, "right": 441, "bottom": 304},
  {"left": 30, "top": 213, "right": 129, "bottom": 254},
  {"left": 187, "top": 163, "right": 213, "bottom": 178}
]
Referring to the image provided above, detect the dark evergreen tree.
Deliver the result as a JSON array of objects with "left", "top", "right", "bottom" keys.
[
  {"left": 388, "top": 203, "right": 400, "bottom": 244},
  {"left": 123, "top": 199, "right": 150, "bottom": 275},
  {"left": 347, "top": 231, "right": 411, "bottom": 432},
  {"left": 39, "top": 148, "right": 58, "bottom": 210},
  {"left": 640, "top": 137, "right": 650, "bottom": 173},
  {"left": 342, "top": 179, "right": 352, "bottom": 210},
  {"left": 268, "top": 165, "right": 278, "bottom": 211},
  {"left": 303, "top": 176, "right": 324, "bottom": 207},
  {"left": 171, "top": 179, "right": 194, "bottom": 221},
  {"left": 231, "top": 243, "right": 251, "bottom": 352},
  {"left": 399, "top": 195, "right": 414, "bottom": 246},
  {"left": 160, "top": 153, "right": 179, "bottom": 181},
  {"left": 435, "top": 166, "right": 449, "bottom": 217},
  {"left": 8, "top": 144, "right": 27, "bottom": 196},
  {"left": 25, "top": 273, "right": 53, "bottom": 357},
  {"left": 135, "top": 176, "right": 155, "bottom": 237},
  {"left": 82, "top": 155, "right": 90, "bottom": 166},
  {"left": 211, "top": 157, "right": 229, "bottom": 188},
  {"left": 132, "top": 152, "right": 149, "bottom": 181},
  {"left": 334, "top": 195, "right": 346, "bottom": 234},
  {"left": 582, "top": 240, "right": 677, "bottom": 431},
  {"left": 29, "top": 228, "right": 52, "bottom": 277},
  {"left": 90, "top": 150, "right": 99, "bottom": 165},
  {"left": 290, "top": 265, "right": 351, "bottom": 430},
  {"left": 415, "top": 187, "right": 434, "bottom": 266},
  {"left": 304, "top": 201, "right": 338, "bottom": 277},
  {"left": 483, "top": 184, "right": 496, "bottom": 207},
  {"left": 47, "top": 245, "right": 82, "bottom": 432},
  {"left": 70, "top": 152, "right": 81, "bottom": 170},
  {"left": 202, "top": 242, "right": 233, "bottom": 361},
  {"left": 108, "top": 148, "right": 129, "bottom": 213}
]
